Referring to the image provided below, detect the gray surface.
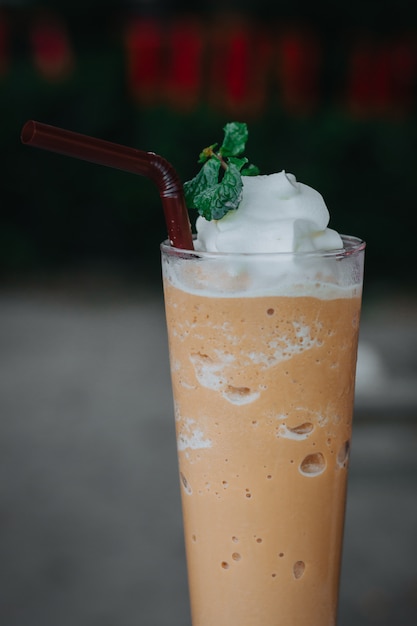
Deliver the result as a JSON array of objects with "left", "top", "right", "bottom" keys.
[{"left": 0, "top": 276, "right": 416, "bottom": 626}]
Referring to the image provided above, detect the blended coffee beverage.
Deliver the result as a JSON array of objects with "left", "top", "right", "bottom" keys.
[
  {"left": 20, "top": 118, "right": 364, "bottom": 626},
  {"left": 162, "top": 136, "right": 365, "bottom": 626}
]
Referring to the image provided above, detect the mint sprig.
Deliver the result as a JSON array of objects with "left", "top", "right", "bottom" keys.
[{"left": 184, "top": 122, "right": 259, "bottom": 221}]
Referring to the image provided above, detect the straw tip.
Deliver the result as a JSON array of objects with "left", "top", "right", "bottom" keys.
[{"left": 21, "top": 120, "right": 36, "bottom": 145}]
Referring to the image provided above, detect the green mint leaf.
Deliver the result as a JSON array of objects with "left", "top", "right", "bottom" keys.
[
  {"left": 242, "top": 163, "right": 260, "bottom": 176},
  {"left": 198, "top": 143, "right": 218, "bottom": 163},
  {"left": 183, "top": 121, "right": 260, "bottom": 220},
  {"left": 193, "top": 163, "right": 243, "bottom": 221},
  {"left": 184, "top": 158, "right": 221, "bottom": 209},
  {"left": 219, "top": 122, "right": 248, "bottom": 157},
  {"left": 229, "top": 156, "right": 260, "bottom": 176},
  {"left": 228, "top": 156, "right": 248, "bottom": 171}
]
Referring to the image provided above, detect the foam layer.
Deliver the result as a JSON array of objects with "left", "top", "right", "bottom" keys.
[{"left": 161, "top": 238, "right": 364, "bottom": 300}]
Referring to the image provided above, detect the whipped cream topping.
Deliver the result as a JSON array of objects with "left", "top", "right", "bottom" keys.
[{"left": 194, "top": 171, "right": 343, "bottom": 253}]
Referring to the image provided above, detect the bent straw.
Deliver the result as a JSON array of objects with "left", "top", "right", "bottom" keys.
[{"left": 21, "top": 120, "right": 194, "bottom": 250}]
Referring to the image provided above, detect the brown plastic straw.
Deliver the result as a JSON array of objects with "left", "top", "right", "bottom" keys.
[{"left": 21, "top": 120, "right": 194, "bottom": 250}]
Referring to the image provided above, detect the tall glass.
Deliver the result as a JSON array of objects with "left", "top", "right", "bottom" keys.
[{"left": 161, "top": 236, "right": 365, "bottom": 626}]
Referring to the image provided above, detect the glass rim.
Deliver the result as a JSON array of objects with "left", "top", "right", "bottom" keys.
[{"left": 161, "top": 234, "right": 366, "bottom": 260}]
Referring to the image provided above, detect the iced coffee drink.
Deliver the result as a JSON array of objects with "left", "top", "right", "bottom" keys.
[
  {"left": 19, "top": 117, "right": 364, "bottom": 626},
  {"left": 162, "top": 169, "right": 365, "bottom": 626}
]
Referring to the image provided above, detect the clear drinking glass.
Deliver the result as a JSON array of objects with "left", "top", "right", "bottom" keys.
[{"left": 161, "top": 236, "right": 365, "bottom": 626}]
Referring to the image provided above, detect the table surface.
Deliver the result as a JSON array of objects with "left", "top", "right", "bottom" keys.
[{"left": 1, "top": 274, "right": 416, "bottom": 626}]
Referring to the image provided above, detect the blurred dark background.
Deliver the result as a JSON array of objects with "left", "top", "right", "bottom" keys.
[
  {"left": 1, "top": 0, "right": 417, "bottom": 288},
  {"left": 1, "top": 2, "right": 417, "bottom": 626}
]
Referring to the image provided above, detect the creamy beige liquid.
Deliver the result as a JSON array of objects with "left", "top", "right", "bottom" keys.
[{"left": 163, "top": 280, "right": 361, "bottom": 626}]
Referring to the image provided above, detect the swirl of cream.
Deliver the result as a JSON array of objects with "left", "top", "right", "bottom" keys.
[{"left": 194, "top": 171, "right": 343, "bottom": 253}]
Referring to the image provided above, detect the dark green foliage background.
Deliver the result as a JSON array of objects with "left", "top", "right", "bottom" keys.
[{"left": 1, "top": 3, "right": 416, "bottom": 288}]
